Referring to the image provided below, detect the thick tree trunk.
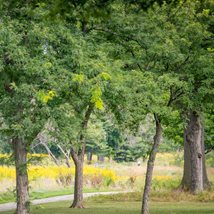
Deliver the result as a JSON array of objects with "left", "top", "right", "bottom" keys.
[
  {"left": 13, "top": 138, "right": 30, "bottom": 214},
  {"left": 141, "top": 114, "right": 162, "bottom": 214},
  {"left": 181, "top": 112, "right": 210, "bottom": 192},
  {"left": 181, "top": 130, "right": 192, "bottom": 190},
  {"left": 201, "top": 127, "right": 210, "bottom": 189}
]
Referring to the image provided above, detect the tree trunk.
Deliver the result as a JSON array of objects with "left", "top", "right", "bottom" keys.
[
  {"left": 13, "top": 138, "right": 30, "bottom": 214},
  {"left": 181, "top": 111, "right": 210, "bottom": 193},
  {"left": 97, "top": 155, "right": 104, "bottom": 162},
  {"left": 141, "top": 114, "right": 162, "bottom": 214},
  {"left": 57, "top": 145, "right": 71, "bottom": 168},
  {"left": 70, "top": 156, "right": 84, "bottom": 208},
  {"left": 65, "top": 156, "right": 71, "bottom": 168},
  {"left": 70, "top": 105, "right": 93, "bottom": 208},
  {"left": 41, "top": 142, "right": 59, "bottom": 166},
  {"left": 201, "top": 126, "right": 210, "bottom": 189},
  {"left": 87, "top": 152, "right": 93, "bottom": 164}
]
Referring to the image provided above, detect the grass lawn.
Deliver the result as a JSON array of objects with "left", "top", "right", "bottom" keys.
[
  {"left": 0, "top": 187, "right": 113, "bottom": 204},
  {"left": 1, "top": 201, "right": 214, "bottom": 214}
]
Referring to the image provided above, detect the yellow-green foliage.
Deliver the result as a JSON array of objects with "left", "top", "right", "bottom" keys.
[
  {"left": 90, "top": 86, "right": 104, "bottom": 110},
  {"left": 0, "top": 154, "right": 10, "bottom": 158},
  {"left": 37, "top": 90, "right": 56, "bottom": 104},
  {"left": 98, "top": 72, "right": 111, "bottom": 81},
  {"left": 72, "top": 74, "right": 85, "bottom": 83}
]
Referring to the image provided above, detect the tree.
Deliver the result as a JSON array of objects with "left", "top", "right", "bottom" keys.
[
  {"left": 92, "top": 1, "right": 212, "bottom": 212},
  {"left": 49, "top": 39, "right": 112, "bottom": 207},
  {"left": 51, "top": 79, "right": 111, "bottom": 207},
  {"left": 181, "top": 112, "right": 210, "bottom": 192},
  {"left": 41, "top": 1, "right": 119, "bottom": 207},
  {"left": 0, "top": 3, "right": 84, "bottom": 212},
  {"left": 106, "top": 0, "right": 213, "bottom": 199},
  {"left": 0, "top": 18, "right": 54, "bottom": 214},
  {"left": 124, "top": 73, "right": 185, "bottom": 214},
  {"left": 179, "top": 0, "right": 214, "bottom": 193}
]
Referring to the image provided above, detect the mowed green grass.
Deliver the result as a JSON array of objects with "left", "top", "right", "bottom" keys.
[
  {"left": 0, "top": 188, "right": 114, "bottom": 204},
  {"left": 1, "top": 201, "right": 214, "bottom": 214}
]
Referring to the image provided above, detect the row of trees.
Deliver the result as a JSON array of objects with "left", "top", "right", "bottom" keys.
[{"left": 0, "top": 0, "right": 213, "bottom": 214}]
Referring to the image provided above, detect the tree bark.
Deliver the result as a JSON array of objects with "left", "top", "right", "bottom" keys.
[
  {"left": 13, "top": 138, "right": 30, "bottom": 214},
  {"left": 181, "top": 111, "right": 210, "bottom": 193},
  {"left": 70, "top": 105, "right": 93, "bottom": 208},
  {"left": 201, "top": 126, "right": 210, "bottom": 190},
  {"left": 70, "top": 148, "right": 84, "bottom": 208},
  {"left": 141, "top": 114, "right": 162, "bottom": 214}
]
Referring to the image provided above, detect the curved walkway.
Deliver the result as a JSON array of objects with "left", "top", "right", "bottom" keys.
[{"left": 0, "top": 191, "right": 124, "bottom": 212}]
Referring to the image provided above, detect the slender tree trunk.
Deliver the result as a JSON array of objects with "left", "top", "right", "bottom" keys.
[
  {"left": 57, "top": 145, "right": 71, "bottom": 168},
  {"left": 13, "top": 138, "right": 30, "bottom": 214},
  {"left": 181, "top": 111, "right": 210, "bottom": 193},
  {"left": 41, "top": 142, "right": 59, "bottom": 166},
  {"left": 65, "top": 156, "right": 71, "bottom": 168},
  {"left": 87, "top": 152, "right": 93, "bottom": 164},
  {"left": 97, "top": 155, "right": 104, "bottom": 162},
  {"left": 70, "top": 105, "right": 93, "bottom": 208},
  {"left": 70, "top": 150, "right": 84, "bottom": 208},
  {"left": 141, "top": 114, "right": 162, "bottom": 214}
]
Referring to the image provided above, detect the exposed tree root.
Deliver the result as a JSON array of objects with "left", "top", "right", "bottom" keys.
[{"left": 70, "top": 203, "right": 85, "bottom": 209}]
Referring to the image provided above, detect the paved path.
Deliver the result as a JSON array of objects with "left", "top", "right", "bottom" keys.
[{"left": 0, "top": 191, "right": 124, "bottom": 212}]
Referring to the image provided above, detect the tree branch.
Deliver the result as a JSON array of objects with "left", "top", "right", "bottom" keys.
[
  {"left": 57, "top": 144, "right": 71, "bottom": 168},
  {"left": 167, "top": 87, "right": 184, "bottom": 107},
  {"left": 92, "top": 27, "right": 147, "bottom": 49}
]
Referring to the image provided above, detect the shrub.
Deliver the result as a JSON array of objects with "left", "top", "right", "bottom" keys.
[
  {"left": 206, "top": 151, "right": 214, "bottom": 167},
  {"left": 152, "top": 176, "right": 180, "bottom": 190}
]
